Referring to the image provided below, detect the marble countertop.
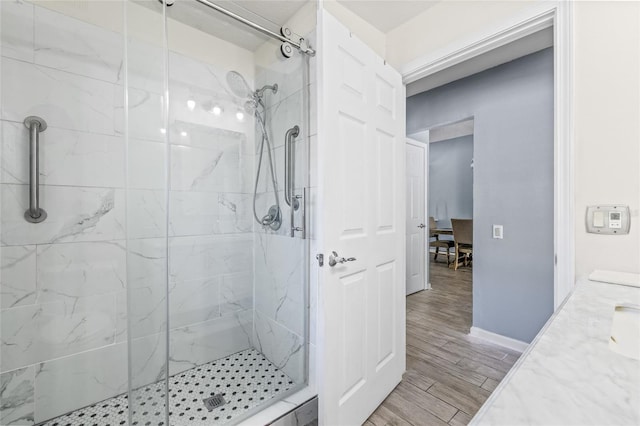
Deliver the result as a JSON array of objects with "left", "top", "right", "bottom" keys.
[{"left": 471, "top": 277, "right": 640, "bottom": 425}]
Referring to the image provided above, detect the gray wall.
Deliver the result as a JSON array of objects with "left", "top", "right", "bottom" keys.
[
  {"left": 408, "top": 48, "right": 554, "bottom": 343},
  {"left": 429, "top": 135, "right": 474, "bottom": 229}
]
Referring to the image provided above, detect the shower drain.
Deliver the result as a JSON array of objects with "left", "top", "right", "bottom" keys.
[{"left": 203, "top": 394, "right": 227, "bottom": 411}]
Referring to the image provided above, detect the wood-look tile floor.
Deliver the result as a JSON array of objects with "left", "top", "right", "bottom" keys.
[{"left": 365, "top": 259, "right": 521, "bottom": 426}]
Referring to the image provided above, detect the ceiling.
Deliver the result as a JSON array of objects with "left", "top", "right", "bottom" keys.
[
  {"left": 227, "top": 0, "right": 310, "bottom": 26},
  {"left": 336, "top": 0, "right": 440, "bottom": 32}
]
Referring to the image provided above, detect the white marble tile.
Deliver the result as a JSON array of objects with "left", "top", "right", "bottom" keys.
[
  {"left": 1, "top": 121, "right": 125, "bottom": 187},
  {"left": 255, "top": 56, "right": 304, "bottom": 112},
  {"left": 169, "top": 120, "right": 250, "bottom": 153},
  {"left": 472, "top": 279, "right": 640, "bottom": 426},
  {"left": 169, "top": 310, "right": 252, "bottom": 376},
  {"left": 36, "top": 241, "right": 126, "bottom": 303},
  {"left": 268, "top": 395, "right": 317, "bottom": 426},
  {"left": 1, "top": 184, "right": 125, "bottom": 246},
  {"left": 34, "top": 343, "right": 127, "bottom": 423},
  {"left": 115, "top": 86, "right": 164, "bottom": 142},
  {"left": 167, "top": 51, "right": 257, "bottom": 138},
  {"left": 261, "top": 90, "right": 303, "bottom": 153},
  {"left": 169, "top": 86, "right": 251, "bottom": 137},
  {"left": 0, "top": 366, "right": 35, "bottom": 426},
  {"left": 169, "top": 191, "right": 252, "bottom": 237},
  {"left": 254, "top": 311, "right": 304, "bottom": 385},
  {"left": 0, "top": 0, "right": 34, "bottom": 63},
  {"left": 1, "top": 58, "right": 116, "bottom": 135},
  {"left": 169, "top": 50, "right": 229, "bottom": 94},
  {"left": 126, "top": 38, "right": 164, "bottom": 92},
  {"left": 170, "top": 139, "right": 244, "bottom": 193},
  {"left": 254, "top": 233, "right": 305, "bottom": 337},
  {"left": 169, "top": 277, "right": 221, "bottom": 330},
  {"left": 128, "top": 139, "right": 166, "bottom": 190},
  {"left": 118, "top": 238, "right": 167, "bottom": 340},
  {"left": 129, "top": 332, "right": 167, "bottom": 390},
  {"left": 169, "top": 234, "right": 252, "bottom": 283},
  {"left": 0, "top": 245, "right": 36, "bottom": 309},
  {"left": 127, "top": 189, "right": 166, "bottom": 239},
  {"left": 215, "top": 192, "right": 253, "bottom": 234},
  {"left": 1, "top": 294, "right": 117, "bottom": 372},
  {"left": 238, "top": 387, "right": 316, "bottom": 426},
  {"left": 221, "top": 271, "right": 253, "bottom": 315},
  {"left": 34, "top": 6, "right": 123, "bottom": 83}
]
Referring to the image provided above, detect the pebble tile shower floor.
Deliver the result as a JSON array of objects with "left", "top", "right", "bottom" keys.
[{"left": 40, "top": 349, "right": 295, "bottom": 426}]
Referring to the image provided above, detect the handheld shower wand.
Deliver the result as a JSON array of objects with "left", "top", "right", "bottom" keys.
[{"left": 226, "top": 71, "right": 281, "bottom": 229}]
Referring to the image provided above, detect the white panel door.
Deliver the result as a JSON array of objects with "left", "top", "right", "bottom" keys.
[
  {"left": 318, "top": 10, "right": 406, "bottom": 426},
  {"left": 406, "top": 139, "right": 427, "bottom": 295}
]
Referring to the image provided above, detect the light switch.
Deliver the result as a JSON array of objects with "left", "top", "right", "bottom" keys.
[
  {"left": 586, "top": 205, "right": 631, "bottom": 234},
  {"left": 593, "top": 211, "right": 605, "bottom": 227},
  {"left": 493, "top": 225, "right": 503, "bottom": 239}
]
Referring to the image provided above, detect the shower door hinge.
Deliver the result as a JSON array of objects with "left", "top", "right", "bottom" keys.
[{"left": 316, "top": 253, "right": 324, "bottom": 267}]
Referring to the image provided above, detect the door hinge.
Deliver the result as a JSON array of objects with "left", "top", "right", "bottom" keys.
[{"left": 316, "top": 253, "right": 324, "bottom": 267}]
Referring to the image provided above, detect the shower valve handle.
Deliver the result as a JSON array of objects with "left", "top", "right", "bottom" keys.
[{"left": 329, "top": 251, "right": 356, "bottom": 267}]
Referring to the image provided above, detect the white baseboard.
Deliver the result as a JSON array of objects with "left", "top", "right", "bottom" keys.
[{"left": 469, "top": 327, "right": 529, "bottom": 353}]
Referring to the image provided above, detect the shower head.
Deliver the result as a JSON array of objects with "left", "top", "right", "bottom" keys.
[
  {"left": 227, "top": 71, "right": 278, "bottom": 102},
  {"left": 226, "top": 71, "right": 253, "bottom": 99}
]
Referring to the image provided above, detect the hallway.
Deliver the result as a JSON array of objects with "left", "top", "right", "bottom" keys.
[{"left": 366, "top": 260, "right": 522, "bottom": 425}]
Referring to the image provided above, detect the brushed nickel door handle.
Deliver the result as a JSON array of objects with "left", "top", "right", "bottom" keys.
[{"left": 328, "top": 251, "right": 356, "bottom": 267}]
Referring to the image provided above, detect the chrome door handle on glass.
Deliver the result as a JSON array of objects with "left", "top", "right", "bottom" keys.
[
  {"left": 328, "top": 251, "right": 356, "bottom": 267},
  {"left": 418, "top": 223, "right": 426, "bottom": 228},
  {"left": 23, "top": 116, "right": 47, "bottom": 223}
]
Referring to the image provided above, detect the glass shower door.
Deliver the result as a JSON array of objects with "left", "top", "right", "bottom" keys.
[
  {"left": 161, "top": 1, "right": 313, "bottom": 423},
  {"left": 0, "top": 0, "right": 314, "bottom": 424},
  {"left": 0, "top": 1, "right": 131, "bottom": 424}
]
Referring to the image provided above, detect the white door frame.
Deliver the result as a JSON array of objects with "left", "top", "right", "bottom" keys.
[
  {"left": 402, "top": 2, "right": 574, "bottom": 310},
  {"left": 406, "top": 138, "right": 430, "bottom": 293}
]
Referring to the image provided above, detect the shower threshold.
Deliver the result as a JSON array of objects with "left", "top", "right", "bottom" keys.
[{"left": 40, "top": 349, "right": 295, "bottom": 426}]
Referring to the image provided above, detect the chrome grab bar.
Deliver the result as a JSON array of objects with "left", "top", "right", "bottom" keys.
[
  {"left": 284, "top": 125, "right": 300, "bottom": 210},
  {"left": 23, "top": 116, "right": 47, "bottom": 223}
]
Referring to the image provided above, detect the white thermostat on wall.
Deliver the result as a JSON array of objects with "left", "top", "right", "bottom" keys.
[{"left": 585, "top": 205, "right": 630, "bottom": 235}]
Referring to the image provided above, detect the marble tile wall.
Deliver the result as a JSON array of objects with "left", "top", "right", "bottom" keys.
[
  {"left": 251, "top": 45, "right": 316, "bottom": 386},
  {"left": 0, "top": 1, "right": 258, "bottom": 424},
  {"left": 165, "top": 48, "right": 256, "bottom": 379},
  {"left": 1, "top": 1, "right": 129, "bottom": 424}
]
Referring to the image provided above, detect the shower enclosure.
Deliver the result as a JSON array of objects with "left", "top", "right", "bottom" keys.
[{"left": 0, "top": 0, "right": 315, "bottom": 424}]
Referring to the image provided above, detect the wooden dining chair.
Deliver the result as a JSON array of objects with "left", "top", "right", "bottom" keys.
[
  {"left": 451, "top": 218, "right": 473, "bottom": 270},
  {"left": 429, "top": 216, "right": 454, "bottom": 265}
]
